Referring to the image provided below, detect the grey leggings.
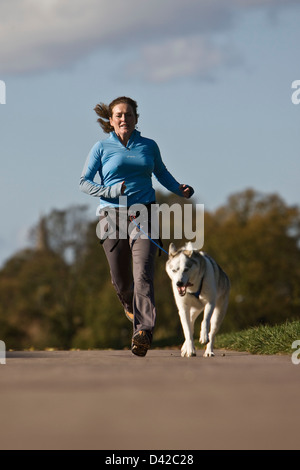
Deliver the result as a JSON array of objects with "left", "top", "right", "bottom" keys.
[{"left": 100, "top": 209, "right": 158, "bottom": 334}]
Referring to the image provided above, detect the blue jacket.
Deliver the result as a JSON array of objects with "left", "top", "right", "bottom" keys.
[{"left": 80, "top": 130, "right": 185, "bottom": 208}]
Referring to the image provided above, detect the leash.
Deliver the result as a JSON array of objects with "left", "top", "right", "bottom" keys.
[
  {"left": 99, "top": 208, "right": 169, "bottom": 256},
  {"left": 129, "top": 215, "right": 169, "bottom": 255}
]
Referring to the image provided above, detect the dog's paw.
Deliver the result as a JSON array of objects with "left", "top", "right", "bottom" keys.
[
  {"left": 203, "top": 350, "right": 215, "bottom": 358},
  {"left": 182, "top": 351, "right": 196, "bottom": 357},
  {"left": 181, "top": 341, "right": 196, "bottom": 357}
]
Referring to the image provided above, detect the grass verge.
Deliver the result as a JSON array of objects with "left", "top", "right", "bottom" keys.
[{"left": 215, "top": 320, "right": 300, "bottom": 355}]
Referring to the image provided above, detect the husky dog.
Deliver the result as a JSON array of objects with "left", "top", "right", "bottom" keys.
[{"left": 166, "top": 242, "right": 230, "bottom": 357}]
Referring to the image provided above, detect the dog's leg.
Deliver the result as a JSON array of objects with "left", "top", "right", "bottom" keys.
[
  {"left": 178, "top": 308, "right": 196, "bottom": 357},
  {"left": 200, "top": 302, "right": 215, "bottom": 346},
  {"left": 204, "top": 308, "right": 218, "bottom": 357},
  {"left": 204, "top": 296, "right": 229, "bottom": 357}
]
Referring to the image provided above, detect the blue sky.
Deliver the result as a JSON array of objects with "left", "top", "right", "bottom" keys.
[{"left": 0, "top": 0, "right": 300, "bottom": 266}]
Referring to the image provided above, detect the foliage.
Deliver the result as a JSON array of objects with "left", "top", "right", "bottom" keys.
[
  {"left": 0, "top": 188, "right": 299, "bottom": 350},
  {"left": 215, "top": 320, "right": 300, "bottom": 355}
]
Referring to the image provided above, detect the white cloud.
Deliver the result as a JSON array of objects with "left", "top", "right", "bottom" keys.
[
  {"left": 0, "top": 0, "right": 298, "bottom": 77},
  {"left": 128, "top": 35, "right": 240, "bottom": 82}
]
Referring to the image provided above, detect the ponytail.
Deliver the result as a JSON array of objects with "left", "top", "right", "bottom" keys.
[{"left": 94, "top": 103, "right": 114, "bottom": 134}]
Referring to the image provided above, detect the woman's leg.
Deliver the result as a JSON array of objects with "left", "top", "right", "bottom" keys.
[
  {"left": 131, "top": 236, "right": 157, "bottom": 335},
  {"left": 102, "top": 236, "right": 134, "bottom": 315}
]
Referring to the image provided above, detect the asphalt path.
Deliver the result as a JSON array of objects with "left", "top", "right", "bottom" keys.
[{"left": 0, "top": 349, "right": 299, "bottom": 450}]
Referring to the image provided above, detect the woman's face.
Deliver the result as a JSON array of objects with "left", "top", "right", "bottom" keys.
[{"left": 109, "top": 103, "right": 137, "bottom": 143}]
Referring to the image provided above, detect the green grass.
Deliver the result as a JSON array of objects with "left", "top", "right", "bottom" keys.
[{"left": 215, "top": 320, "right": 300, "bottom": 355}]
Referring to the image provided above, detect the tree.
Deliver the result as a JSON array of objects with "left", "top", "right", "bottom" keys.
[
  {"left": 29, "top": 205, "right": 90, "bottom": 264},
  {"left": 0, "top": 249, "right": 71, "bottom": 349}
]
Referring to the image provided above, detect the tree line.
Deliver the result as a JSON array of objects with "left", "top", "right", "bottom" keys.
[{"left": 0, "top": 188, "right": 299, "bottom": 350}]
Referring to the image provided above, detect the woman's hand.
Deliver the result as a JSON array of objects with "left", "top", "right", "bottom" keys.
[{"left": 179, "top": 184, "right": 194, "bottom": 199}]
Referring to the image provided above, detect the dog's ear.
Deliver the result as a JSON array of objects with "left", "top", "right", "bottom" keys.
[
  {"left": 184, "top": 241, "right": 196, "bottom": 258},
  {"left": 185, "top": 241, "right": 194, "bottom": 253},
  {"left": 168, "top": 243, "right": 177, "bottom": 256}
]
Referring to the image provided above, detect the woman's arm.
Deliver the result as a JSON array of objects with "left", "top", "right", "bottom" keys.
[{"left": 79, "top": 143, "right": 124, "bottom": 199}]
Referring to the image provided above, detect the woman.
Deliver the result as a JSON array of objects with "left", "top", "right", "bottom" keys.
[{"left": 80, "top": 96, "right": 193, "bottom": 356}]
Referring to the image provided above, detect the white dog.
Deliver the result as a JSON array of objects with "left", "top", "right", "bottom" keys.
[{"left": 166, "top": 242, "right": 230, "bottom": 357}]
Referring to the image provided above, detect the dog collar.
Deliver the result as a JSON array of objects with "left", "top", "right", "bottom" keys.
[{"left": 189, "top": 270, "right": 205, "bottom": 298}]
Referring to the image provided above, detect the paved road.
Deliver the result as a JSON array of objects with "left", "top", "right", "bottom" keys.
[{"left": 0, "top": 349, "right": 299, "bottom": 450}]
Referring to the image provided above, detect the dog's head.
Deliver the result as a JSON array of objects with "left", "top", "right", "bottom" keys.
[{"left": 166, "top": 242, "right": 202, "bottom": 297}]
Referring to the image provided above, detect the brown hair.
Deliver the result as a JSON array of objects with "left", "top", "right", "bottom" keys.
[{"left": 94, "top": 96, "right": 139, "bottom": 133}]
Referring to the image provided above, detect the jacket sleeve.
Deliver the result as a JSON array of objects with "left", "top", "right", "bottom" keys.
[{"left": 79, "top": 142, "right": 123, "bottom": 199}]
